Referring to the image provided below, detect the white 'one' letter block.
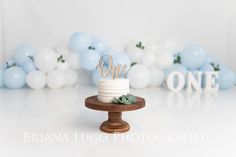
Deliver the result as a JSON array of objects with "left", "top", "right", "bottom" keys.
[
  {"left": 204, "top": 71, "right": 219, "bottom": 91},
  {"left": 186, "top": 71, "right": 202, "bottom": 92},
  {"left": 167, "top": 71, "right": 185, "bottom": 92}
]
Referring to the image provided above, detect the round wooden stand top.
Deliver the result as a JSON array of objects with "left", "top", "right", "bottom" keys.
[
  {"left": 85, "top": 95, "right": 145, "bottom": 112},
  {"left": 85, "top": 95, "right": 145, "bottom": 133}
]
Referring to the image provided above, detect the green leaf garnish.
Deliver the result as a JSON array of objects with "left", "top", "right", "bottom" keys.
[
  {"left": 112, "top": 94, "right": 137, "bottom": 105},
  {"left": 127, "top": 94, "right": 137, "bottom": 103}
]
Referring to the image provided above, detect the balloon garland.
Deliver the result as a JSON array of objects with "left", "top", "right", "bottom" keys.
[
  {"left": 0, "top": 31, "right": 235, "bottom": 90},
  {"left": 0, "top": 44, "right": 79, "bottom": 89},
  {"left": 126, "top": 41, "right": 236, "bottom": 90}
]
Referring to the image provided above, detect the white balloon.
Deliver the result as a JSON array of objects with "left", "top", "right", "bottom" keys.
[
  {"left": 126, "top": 49, "right": 143, "bottom": 63},
  {"left": 67, "top": 52, "right": 80, "bottom": 69},
  {"left": 47, "top": 70, "right": 65, "bottom": 89},
  {"left": 145, "top": 42, "right": 160, "bottom": 54},
  {"left": 158, "top": 38, "right": 177, "bottom": 53},
  {"left": 124, "top": 40, "right": 143, "bottom": 52},
  {"left": 124, "top": 40, "right": 144, "bottom": 63},
  {"left": 26, "top": 71, "right": 46, "bottom": 89},
  {"left": 56, "top": 61, "right": 69, "bottom": 71},
  {"left": 34, "top": 48, "right": 57, "bottom": 73},
  {"left": 156, "top": 52, "right": 173, "bottom": 69},
  {"left": 64, "top": 70, "right": 78, "bottom": 86},
  {"left": 148, "top": 66, "right": 165, "bottom": 87},
  {"left": 140, "top": 53, "right": 157, "bottom": 66},
  {"left": 53, "top": 42, "right": 69, "bottom": 57},
  {"left": 128, "top": 64, "right": 150, "bottom": 89}
]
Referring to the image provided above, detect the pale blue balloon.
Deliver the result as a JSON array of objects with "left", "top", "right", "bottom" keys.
[
  {"left": 102, "top": 47, "right": 118, "bottom": 56},
  {"left": 80, "top": 49, "right": 100, "bottom": 71},
  {"left": 233, "top": 73, "right": 236, "bottom": 85},
  {"left": 0, "top": 68, "right": 4, "bottom": 87},
  {"left": 205, "top": 55, "right": 215, "bottom": 64},
  {"left": 3, "top": 60, "right": 17, "bottom": 70},
  {"left": 180, "top": 44, "right": 207, "bottom": 70},
  {"left": 112, "top": 52, "right": 131, "bottom": 69},
  {"left": 69, "top": 32, "right": 92, "bottom": 53},
  {"left": 218, "top": 63, "right": 226, "bottom": 69},
  {"left": 13, "top": 44, "right": 36, "bottom": 65},
  {"left": 92, "top": 67, "right": 112, "bottom": 87},
  {"left": 198, "top": 63, "right": 214, "bottom": 71},
  {"left": 92, "top": 37, "right": 107, "bottom": 54},
  {"left": 165, "top": 64, "right": 188, "bottom": 78},
  {"left": 22, "top": 59, "right": 37, "bottom": 73},
  {"left": 3, "top": 67, "right": 26, "bottom": 88},
  {"left": 218, "top": 67, "right": 235, "bottom": 89}
]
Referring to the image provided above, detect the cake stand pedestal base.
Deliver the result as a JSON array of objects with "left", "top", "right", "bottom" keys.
[
  {"left": 85, "top": 95, "right": 145, "bottom": 134},
  {"left": 100, "top": 112, "right": 130, "bottom": 133}
]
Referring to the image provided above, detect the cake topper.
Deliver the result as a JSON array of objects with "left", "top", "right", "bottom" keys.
[{"left": 96, "top": 55, "right": 127, "bottom": 79}]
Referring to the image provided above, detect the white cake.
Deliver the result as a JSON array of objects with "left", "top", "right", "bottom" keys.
[{"left": 97, "top": 78, "right": 130, "bottom": 103}]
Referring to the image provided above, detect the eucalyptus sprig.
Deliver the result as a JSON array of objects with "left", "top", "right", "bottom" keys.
[
  {"left": 210, "top": 63, "right": 220, "bottom": 71},
  {"left": 88, "top": 46, "right": 96, "bottom": 50},
  {"left": 136, "top": 41, "right": 145, "bottom": 50},
  {"left": 131, "top": 62, "right": 137, "bottom": 67},
  {"left": 173, "top": 53, "right": 181, "bottom": 64},
  {"left": 57, "top": 55, "right": 66, "bottom": 63},
  {"left": 6, "top": 62, "right": 17, "bottom": 69},
  {"left": 28, "top": 56, "right": 34, "bottom": 61},
  {"left": 112, "top": 94, "right": 137, "bottom": 105}
]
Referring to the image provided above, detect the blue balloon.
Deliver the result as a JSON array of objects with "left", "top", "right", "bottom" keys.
[
  {"left": 69, "top": 32, "right": 92, "bottom": 53},
  {"left": 3, "top": 67, "right": 26, "bottom": 88},
  {"left": 0, "top": 68, "right": 4, "bottom": 87},
  {"left": 233, "top": 73, "right": 236, "bottom": 85},
  {"left": 112, "top": 52, "right": 131, "bottom": 69},
  {"left": 80, "top": 49, "right": 100, "bottom": 71},
  {"left": 180, "top": 44, "right": 207, "bottom": 69},
  {"left": 198, "top": 63, "right": 214, "bottom": 71},
  {"left": 3, "top": 60, "right": 17, "bottom": 70},
  {"left": 13, "top": 44, "right": 36, "bottom": 65},
  {"left": 101, "top": 47, "right": 118, "bottom": 56},
  {"left": 218, "top": 63, "right": 227, "bottom": 69},
  {"left": 22, "top": 59, "right": 37, "bottom": 73},
  {"left": 92, "top": 67, "right": 112, "bottom": 87},
  {"left": 218, "top": 67, "right": 235, "bottom": 89},
  {"left": 205, "top": 55, "right": 215, "bottom": 64},
  {"left": 92, "top": 37, "right": 107, "bottom": 54},
  {"left": 165, "top": 64, "right": 188, "bottom": 78}
]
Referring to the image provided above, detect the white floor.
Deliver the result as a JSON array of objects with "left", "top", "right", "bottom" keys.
[{"left": 0, "top": 85, "right": 236, "bottom": 157}]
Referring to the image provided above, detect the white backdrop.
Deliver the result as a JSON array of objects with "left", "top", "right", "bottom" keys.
[{"left": 0, "top": 0, "right": 235, "bottom": 71}]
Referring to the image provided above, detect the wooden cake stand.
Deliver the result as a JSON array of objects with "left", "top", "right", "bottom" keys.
[{"left": 85, "top": 95, "right": 145, "bottom": 133}]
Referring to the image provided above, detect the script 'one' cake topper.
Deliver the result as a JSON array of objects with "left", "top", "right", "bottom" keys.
[{"left": 96, "top": 55, "right": 127, "bottom": 79}]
